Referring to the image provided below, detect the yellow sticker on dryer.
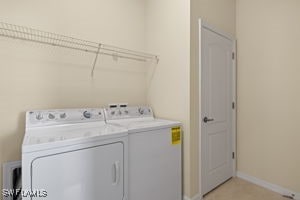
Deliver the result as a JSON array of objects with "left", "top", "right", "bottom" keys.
[{"left": 171, "top": 127, "right": 181, "bottom": 145}]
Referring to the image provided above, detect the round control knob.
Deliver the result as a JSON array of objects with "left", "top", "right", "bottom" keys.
[
  {"left": 110, "top": 111, "right": 115, "bottom": 115},
  {"left": 83, "top": 111, "right": 91, "bottom": 119},
  {"left": 124, "top": 110, "right": 129, "bottom": 115},
  {"left": 48, "top": 113, "right": 55, "bottom": 120},
  {"left": 60, "top": 113, "right": 66, "bottom": 119},
  {"left": 36, "top": 113, "right": 43, "bottom": 120},
  {"left": 138, "top": 108, "right": 144, "bottom": 115}
]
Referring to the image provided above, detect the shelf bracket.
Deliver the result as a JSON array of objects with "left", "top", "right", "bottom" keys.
[
  {"left": 155, "top": 56, "right": 160, "bottom": 64},
  {"left": 91, "top": 43, "right": 102, "bottom": 77}
]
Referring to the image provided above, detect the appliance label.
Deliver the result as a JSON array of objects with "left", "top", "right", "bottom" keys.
[{"left": 171, "top": 127, "right": 181, "bottom": 145}]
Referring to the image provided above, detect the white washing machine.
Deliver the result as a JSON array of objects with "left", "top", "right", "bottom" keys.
[
  {"left": 104, "top": 105, "right": 182, "bottom": 200},
  {"left": 22, "top": 108, "right": 128, "bottom": 200}
]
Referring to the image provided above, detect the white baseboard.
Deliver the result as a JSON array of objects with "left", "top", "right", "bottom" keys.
[
  {"left": 237, "top": 171, "right": 300, "bottom": 200},
  {"left": 184, "top": 194, "right": 202, "bottom": 200}
]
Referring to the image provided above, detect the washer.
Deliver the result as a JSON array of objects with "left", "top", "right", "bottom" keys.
[
  {"left": 22, "top": 108, "right": 128, "bottom": 200},
  {"left": 104, "top": 105, "right": 182, "bottom": 200}
]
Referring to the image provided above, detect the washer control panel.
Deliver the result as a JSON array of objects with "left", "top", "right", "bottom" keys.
[
  {"left": 26, "top": 108, "right": 104, "bottom": 128},
  {"left": 104, "top": 104, "right": 153, "bottom": 120}
]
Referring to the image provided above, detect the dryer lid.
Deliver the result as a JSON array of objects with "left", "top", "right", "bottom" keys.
[
  {"left": 23, "top": 108, "right": 127, "bottom": 153},
  {"left": 22, "top": 123, "right": 127, "bottom": 152}
]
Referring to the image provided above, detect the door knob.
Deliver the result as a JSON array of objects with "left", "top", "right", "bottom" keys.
[{"left": 203, "top": 117, "right": 214, "bottom": 123}]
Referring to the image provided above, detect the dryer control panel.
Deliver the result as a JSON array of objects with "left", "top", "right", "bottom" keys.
[
  {"left": 26, "top": 108, "right": 104, "bottom": 128},
  {"left": 104, "top": 104, "right": 153, "bottom": 120}
]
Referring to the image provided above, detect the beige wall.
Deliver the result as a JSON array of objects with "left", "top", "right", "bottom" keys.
[
  {"left": 0, "top": 0, "right": 147, "bottom": 190},
  {"left": 145, "top": 0, "right": 191, "bottom": 197},
  {"left": 4, "top": 0, "right": 299, "bottom": 197},
  {"left": 190, "top": 0, "right": 236, "bottom": 197},
  {"left": 236, "top": 0, "right": 300, "bottom": 192}
]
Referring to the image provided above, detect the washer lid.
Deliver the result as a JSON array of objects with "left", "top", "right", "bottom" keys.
[
  {"left": 22, "top": 122, "right": 127, "bottom": 153},
  {"left": 105, "top": 106, "right": 181, "bottom": 132},
  {"left": 108, "top": 118, "right": 182, "bottom": 133}
]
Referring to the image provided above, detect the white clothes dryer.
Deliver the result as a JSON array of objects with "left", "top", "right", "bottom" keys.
[
  {"left": 104, "top": 105, "right": 182, "bottom": 200},
  {"left": 22, "top": 108, "right": 128, "bottom": 200}
]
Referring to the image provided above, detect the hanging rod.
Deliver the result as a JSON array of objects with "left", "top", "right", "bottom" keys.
[{"left": 0, "top": 22, "right": 159, "bottom": 76}]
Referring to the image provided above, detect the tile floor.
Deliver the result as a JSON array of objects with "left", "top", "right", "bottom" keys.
[{"left": 203, "top": 178, "right": 288, "bottom": 200}]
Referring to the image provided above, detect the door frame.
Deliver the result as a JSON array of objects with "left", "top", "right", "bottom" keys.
[{"left": 198, "top": 19, "right": 237, "bottom": 198}]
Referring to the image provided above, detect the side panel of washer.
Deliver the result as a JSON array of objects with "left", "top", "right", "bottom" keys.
[{"left": 129, "top": 127, "right": 182, "bottom": 200}]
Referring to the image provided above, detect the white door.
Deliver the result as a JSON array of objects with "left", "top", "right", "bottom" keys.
[
  {"left": 31, "top": 143, "right": 124, "bottom": 200},
  {"left": 201, "top": 25, "right": 235, "bottom": 195}
]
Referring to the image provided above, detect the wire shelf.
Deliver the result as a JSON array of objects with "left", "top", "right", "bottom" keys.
[{"left": 0, "top": 21, "right": 159, "bottom": 76}]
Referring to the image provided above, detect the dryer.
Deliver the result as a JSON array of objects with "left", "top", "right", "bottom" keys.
[
  {"left": 22, "top": 108, "right": 128, "bottom": 200},
  {"left": 104, "top": 105, "right": 182, "bottom": 200}
]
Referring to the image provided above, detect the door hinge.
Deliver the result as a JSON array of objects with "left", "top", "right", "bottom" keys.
[
  {"left": 232, "top": 52, "right": 235, "bottom": 60},
  {"left": 232, "top": 152, "right": 235, "bottom": 159},
  {"left": 232, "top": 102, "right": 235, "bottom": 109}
]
